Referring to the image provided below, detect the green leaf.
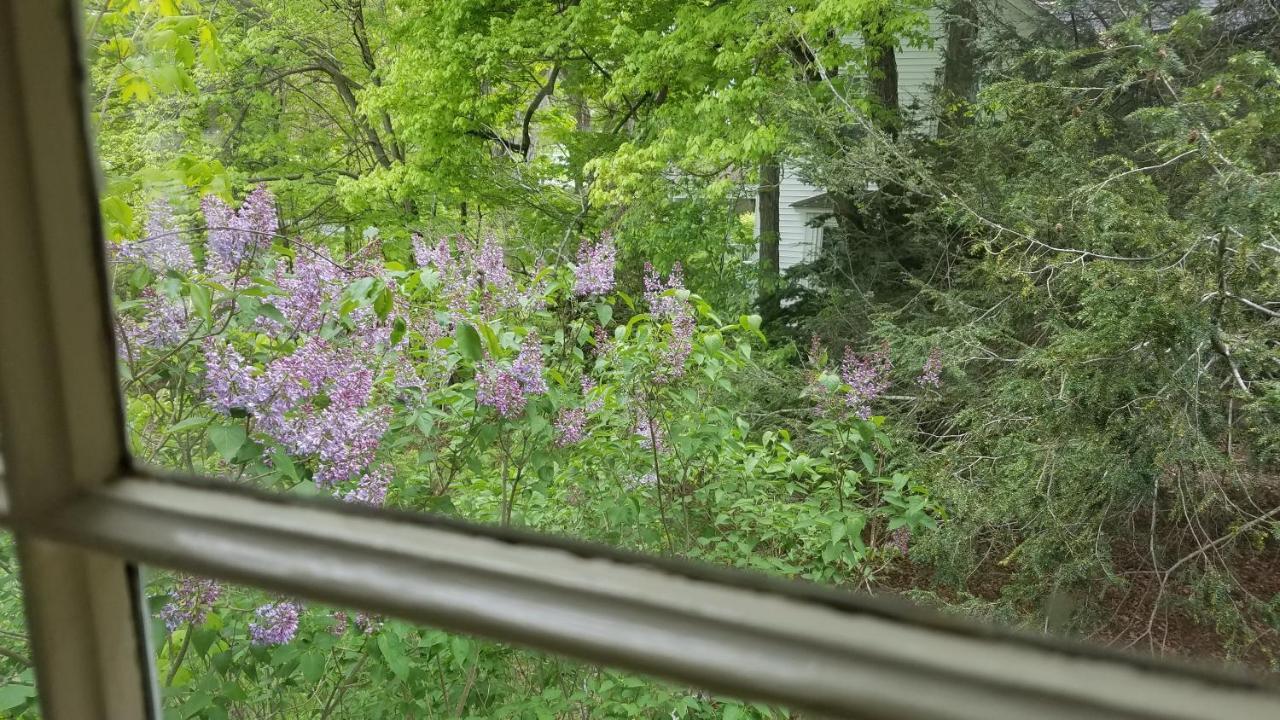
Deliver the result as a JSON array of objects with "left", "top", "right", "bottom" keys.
[
  {"left": 0, "top": 684, "right": 36, "bottom": 711},
  {"left": 300, "top": 651, "right": 325, "bottom": 683},
  {"left": 189, "top": 284, "right": 211, "bottom": 322},
  {"left": 271, "top": 447, "right": 300, "bottom": 483},
  {"left": 168, "top": 415, "right": 208, "bottom": 434},
  {"left": 209, "top": 424, "right": 246, "bottom": 462},
  {"left": 456, "top": 323, "right": 484, "bottom": 362},
  {"left": 389, "top": 317, "right": 407, "bottom": 346},
  {"left": 830, "top": 520, "right": 847, "bottom": 544},
  {"left": 595, "top": 303, "right": 613, "bottom": 326},
  {"left": 257, "top": 303, "right": 286, "bottom": 327},
  {"left": 373, "top": 285, "right": 394, "bottom": 320},
  {"left": 860, "top": 451, "right": 877, "bottom": 475},
  {"left": 377, "top": 633, "right": 411, "bottom": 681}
]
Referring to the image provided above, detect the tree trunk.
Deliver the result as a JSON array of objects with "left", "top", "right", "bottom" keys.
[
  {"left": 939, "top": 0, "right": 979, "bottom": 136},
  {"left": 867, "top": 12, "right": 900, "bottom": 136},
  {"left": 871, "top": 45, "right": 899, "bottom": 120},
  {"left": 758, "top": 157, "right": 781, "bottom": 316}
]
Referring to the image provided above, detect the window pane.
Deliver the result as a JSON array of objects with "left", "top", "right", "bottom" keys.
[
  {"left": 145, "top": 570, "right": 788, "bottom": 719},
  {"left": 90, "top": 0, "right": 1280, "bottom": 679},
  {"left": 0, "top": 533, "right": 39, "bottom": 719}
]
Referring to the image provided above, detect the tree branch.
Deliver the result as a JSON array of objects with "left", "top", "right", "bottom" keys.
[{"left": 520, "top": 63, "right": 562, "bottom": 161}]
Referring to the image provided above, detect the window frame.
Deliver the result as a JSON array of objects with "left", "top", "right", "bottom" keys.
[{"left": 1, "top": 3, "right": 1279, "bottom": 719}]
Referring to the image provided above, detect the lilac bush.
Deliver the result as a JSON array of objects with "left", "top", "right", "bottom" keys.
[{"left": 110, "top": 185, "right": 940, "bottom": 658}]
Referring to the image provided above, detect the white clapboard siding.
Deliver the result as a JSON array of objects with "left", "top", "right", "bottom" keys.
[{"left": 765, "top": 7, "right": 947, "bottom": 270}]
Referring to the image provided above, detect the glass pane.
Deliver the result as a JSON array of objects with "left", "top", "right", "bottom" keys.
[
  {"left": 89, "top": 0, "right": 1280, "bottom": 679},
  {"left": 145, "top": 570, "right": 788, "bottom": 719},
  {"left": 0, "top": 533, "right": 39, "bottom": 718}
]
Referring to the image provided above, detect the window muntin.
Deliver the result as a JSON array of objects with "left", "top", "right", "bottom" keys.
[{"left": 148, "top": 570, "right": 793, "bottom": 719}]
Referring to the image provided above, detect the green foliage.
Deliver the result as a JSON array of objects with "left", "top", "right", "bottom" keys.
[
  {"left": 788, "top": 8, "right": 1280, "bottom": 657},
  {"left": 105, "top": 202, "right": 933, "bottom": 715}
]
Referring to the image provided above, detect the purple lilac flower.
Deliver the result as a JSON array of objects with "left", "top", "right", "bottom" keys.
[
  {"left": 918, "top": 347, "right": 942, "bottom": 388},
  {"left": 342, "top": 467, "right": 391, "bottom": 506},
  {"left": 592, "top": 325, "right": 612, "bottom": 357},
  {"left": 202, "top": 186, "right": 277, "bottom": 274},
  {"left": 475, "top": 235, "right": 513, "bottom": 290},
  {"left": 240, "top": 185, "right": 279, "bottom": 243},
  {"left": 807, "top": 335, "right": 824, "bottom": 367},
  {"left": 203, "top": 341, "right": 268, "bottom": 414},
  {"left": 130, "top": 288, "right": 189, "bottom": 348},
  {"left": 118, "top": 201, "right": 195, "bottom": 273},
  {"left": 644, "top": 263, "right": 695, "bottom": 383},
  {"left": 840, "top": 344, "right": 892, "bottom": 420},
  {"left": 476, "top": 368, "right": 526, "bottom": 419},
  {"left": 249, "top": 601, "right": 300, "bottom": 646},
  {"left": 625, "top": 472, "right": 658, "bottom": 490},
  {"left": 159, "top": 576, "right": 221, "bottom": 632},
  {"left": 511, "top": 334, "right": 548, "bottom": 395},
  {"left": 412, "top": 233, "right": 451, "bottom": 270},
  {"left": 634, "top": 414, "right": 666, "bottom": 452},
  {"left": 267, "top": 246, "right": 344, "bottom": 334},
  {"left": 354, "top": 612, "right": 381, "bottom": 634},
  {"left": 573, "top": 233, "right": 617, "bottom": 297},
  {"left": 554, "top": 408, "right": 588, "bottom": 446},
  {"left": 329, "top": 611, "right": 349, "bottom": 636},
  {"left": 581, "top": 377, "right": 604, "bottom": 413},
  {"left": 204, "top": 339, "right": 388, "bottom": 486}
]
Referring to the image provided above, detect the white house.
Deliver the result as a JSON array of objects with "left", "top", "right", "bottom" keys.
[{"left": 759, "top": 0, "right": 1050, "bottom": 270}]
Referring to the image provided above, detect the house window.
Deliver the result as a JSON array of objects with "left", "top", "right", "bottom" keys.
[{"left": 1, "top": 3, "right": 1279, "bottom": 719}]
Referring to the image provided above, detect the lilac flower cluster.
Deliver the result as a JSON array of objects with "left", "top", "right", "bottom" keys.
[
  {"left": 123, "top": 288, "right": 189, "bottom": 350},
  {"left": 554, "top": 408, "right": 588, "bottom": 446},
  {"left": 807, "top": 335, "right": 824, "bottom": 367},
  {"left": 342, "top": 466, "right": 391, "bottom": 506},
  {"left": 249, "top": 601, "right": 300, "bottom": 646},
  {"left": 511, "top": 334, "right": 548, "bottom": 395},
  {"left": 592, "top": 325, "right": 613, "bottom": 357},
  {"left": 262, "top": 342, "right": 386, "bottom": 486},
  {"left": 475, "top": 236, "right": 513, "bottom": 290},
  {"left": 354, "top": 612, "right": 381, "bottom": 634},
  {"left": 413, "top": 234, "right": 525, "bottom": 318},
  {"left": 476, "top": 335, "right": 548, "bottom": 418},
  {"left": 411, "top": 233, "right": 445, "bottom": 269},
  {"left": 643, "top": 263, "right": 695, "bottom": 383},
  {"left": 117, "top": 201, "right": 195, "bottom": 273},
  {"left": 160, "top": 576, "right": 221, "bottom": 632},
  {"left": 202, "top": 185, "right": 278, "bottom": 274},
  {"left": 634, "top": 414, "right": 666, "bottom": 452},
  {"left": 573, "top": 233, "right": 617, "bottom": 297},
  {"left": 554, "top": 377, "right": 604, "bottom": 446},
  {"left": 476, "top": 369, "right": 526, "bottom": 419},
  {"left": 839, "top": 345, "right": 892, "bottom": 420},
  {"left": 918, "top": 347, "right": 943, "bottom": 388},
  {"left": 329, "top": 610, "right": 349, "bottom": 636},
  {"left": 625, "top": 472, "right": 658, "bottom": 490},
  {"left": 267, "top": 247, "right": 345, "bottom": 334},
  {"left": 204, "top": 339, "right": 389, "bottom": 486}
]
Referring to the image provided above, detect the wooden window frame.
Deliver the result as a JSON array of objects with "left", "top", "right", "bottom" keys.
[{"left": 1, "top": 3, "right": 1279, "bottom": 718}]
